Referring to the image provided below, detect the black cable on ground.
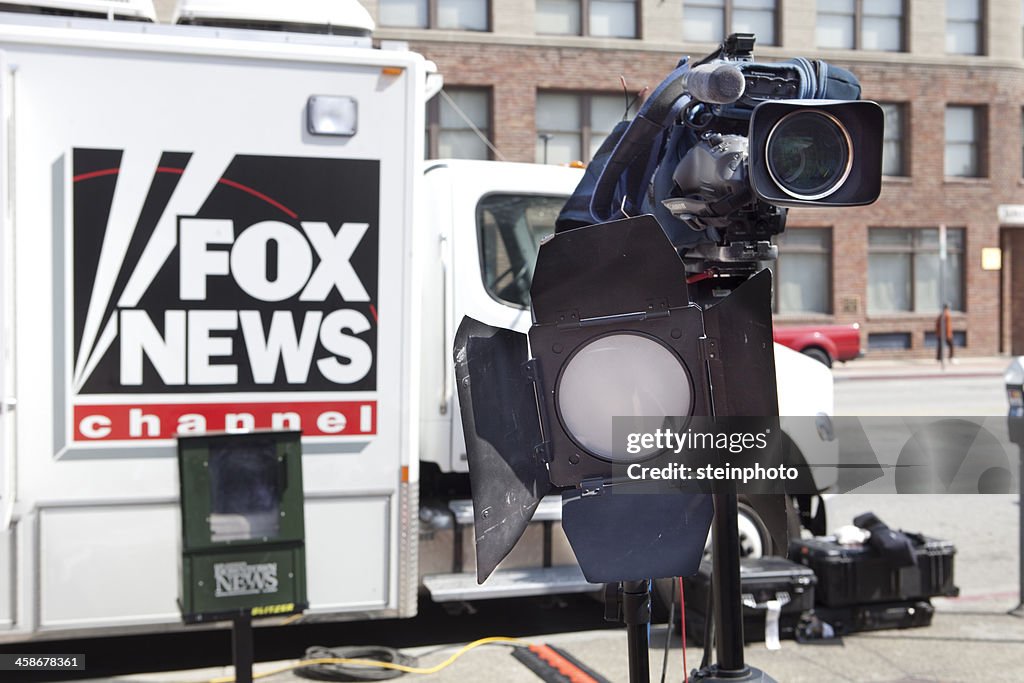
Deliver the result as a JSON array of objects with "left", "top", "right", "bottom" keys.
[{"left": 294, "top": 646, "right": 418, "bottom": 681}]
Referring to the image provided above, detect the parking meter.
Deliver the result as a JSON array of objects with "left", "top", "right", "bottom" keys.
[
  {"left": 1008, "top": 358, "right": 1024, "bottom": 443},
  {"left": 177, "top": 430, "right": 307, "bottom": 624},
  {"left": 1006, "top": 358, "right": 1024, "bottom": 616}
]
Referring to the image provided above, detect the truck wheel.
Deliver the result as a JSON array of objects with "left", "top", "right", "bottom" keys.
[
  {"left": 802, "top": 347, "right": 832, "bottom": 368},
  {"left": 735, "top": 499, "right": 771, "bottom": 557}
]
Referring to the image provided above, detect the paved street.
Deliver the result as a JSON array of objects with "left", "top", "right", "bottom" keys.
[{"left": 833, "top": 357, "right": 1009, "bottom": 417}]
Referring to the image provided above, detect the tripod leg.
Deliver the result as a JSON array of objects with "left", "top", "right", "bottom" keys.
[
  {"left": 691, "top": 494, "right": 778, "bottom": 683},
  {"left": 622, "top": 579, "right": 651, "bottom": 683},
  {"left": 712, "top": 493, "right": 747, "bottom": 675}
]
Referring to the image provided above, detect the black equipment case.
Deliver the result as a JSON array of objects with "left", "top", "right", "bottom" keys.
[
  {"left": 684, "top": 556, "right": 816, "bottom": 645},
  {"left": 811, "top": 600, "right": 935, "bottom": 636},
  {"left": 790, "top": 535, "right": 959, "bottom": 607}
]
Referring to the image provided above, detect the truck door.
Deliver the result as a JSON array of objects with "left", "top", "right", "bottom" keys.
[
  {"left": 449, "top": 163, "right": 583, "bottom": 335},
  {"left": 446, "top": 162, "right": 583, "bottom": 469}
]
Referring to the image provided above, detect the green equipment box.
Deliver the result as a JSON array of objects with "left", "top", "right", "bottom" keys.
[{"left": 177, "top": 431, "right": 307, "bottom": 623}]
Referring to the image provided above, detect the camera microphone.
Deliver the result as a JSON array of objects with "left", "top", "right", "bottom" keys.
[{"left": 684, "top": 63, "right": 746, "bottom": 105}]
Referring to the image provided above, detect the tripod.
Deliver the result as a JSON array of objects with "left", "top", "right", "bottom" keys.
[{"left": 610, "top": 494, "right": 777, "bottom": 682}]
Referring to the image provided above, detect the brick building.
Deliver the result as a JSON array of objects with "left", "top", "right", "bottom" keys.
[{"left": 342, "top": 0, "right": 1024, "bottom": 358}]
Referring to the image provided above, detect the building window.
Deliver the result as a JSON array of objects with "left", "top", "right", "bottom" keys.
[
  {"left": 924, "top": 330, "right": 967, "bottom": 348},
  {"left": 536, "top": 92, "right": 637, "bottom": 165},
  {"left": 427, "top": 89, "right": 492, "bottom": 160},
  {"left": 536, "top": 0, "right": 638, "bottom": 38},
  {"left": 867, "top": 228, "right": 965, "bottom": 315},
  {"left": 946, "top": 0, "right": 983, "bottom": 54},
  {"left": 683, "top": 0, "right": 777, "bottom": 46},
  {"left": 945, "top": 105, "right": 985, "bottom": 177},
  {"left": 880, "top": 103, "right": 906, "bottom": 176},
  {"left": 867, "top": 332, "right": 912, "bottom": 351},
  {"left": 774, "top": 228, "right": 832, "bottom": 315},
  {"left": 379, "top": 0, "right": 489, "bottom": 31},
  {"left": 816, "top": 0, "right": 904, "bottom": 51}
]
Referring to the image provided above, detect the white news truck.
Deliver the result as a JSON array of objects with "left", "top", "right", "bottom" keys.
[{"left": 0, "top": 0, "right": 835, "bottom": 641}]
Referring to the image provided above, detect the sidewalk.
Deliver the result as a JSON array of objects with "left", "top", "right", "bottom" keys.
[
  {"left": 831, "top": 355, "right": 1011, "bottom": 382},
  {"left": 85, "top": 605, "right": 1024, "bottom": 683}
]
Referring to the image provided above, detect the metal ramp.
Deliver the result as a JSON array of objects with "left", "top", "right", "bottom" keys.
[
  {"left": 446, "top": 495, "right": 563, "bottom": 526},
  {"left": 423, "top": 565, "right": 599, "bottom": 602}
]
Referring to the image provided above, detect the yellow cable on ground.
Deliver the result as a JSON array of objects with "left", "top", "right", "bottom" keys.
[{"left": 207, "top": 636, "right": 529, "bottom": 683}]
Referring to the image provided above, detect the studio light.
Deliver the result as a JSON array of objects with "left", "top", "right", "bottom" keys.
[{"left": 454, "top": 214, "right": 782, "bottom": 585}]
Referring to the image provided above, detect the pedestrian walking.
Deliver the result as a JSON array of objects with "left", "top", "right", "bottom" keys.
[{"left": 935, "top": 303, "right": 954, "bottom": 363}]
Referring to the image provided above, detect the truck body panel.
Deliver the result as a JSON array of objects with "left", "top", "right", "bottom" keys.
[{"left": 0, "top": 13, "right": 425, "bottom": 639}]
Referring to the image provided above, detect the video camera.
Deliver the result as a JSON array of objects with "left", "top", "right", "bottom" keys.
[{"left": 563, "top": 33, "right": 883, "bottom": 277}]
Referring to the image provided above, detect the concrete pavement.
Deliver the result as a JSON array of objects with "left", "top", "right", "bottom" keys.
[
  {"left": 86, "top": 608, "right": 1024, "bottom": 682},
  {"left": 85, "top": 360, "right": 1024, "bottom": 683},
  {"left": 831, "top": 355, "right": 1010, "bottom": 382}
]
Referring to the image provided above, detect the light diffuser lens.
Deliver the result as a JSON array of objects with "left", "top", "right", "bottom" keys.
[{"left": 557, "top": 333, "right": 692, "bottom": 461}]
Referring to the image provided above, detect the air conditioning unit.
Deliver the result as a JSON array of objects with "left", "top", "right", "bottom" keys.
[
  {"left": 173, "top": 0, "right": 374, "bottom": 36},
  {"left": 0, "top": 0, "right": 156, "bottom": 21}
]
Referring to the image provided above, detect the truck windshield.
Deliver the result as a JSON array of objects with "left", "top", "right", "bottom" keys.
[{"left": 477, "top": 194, "right": 566, "bottom": 308}]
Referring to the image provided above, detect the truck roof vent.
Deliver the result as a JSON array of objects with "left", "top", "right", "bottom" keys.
[
  {"left": 173, "top": 0, "right": 374, "bottom": 37},
  {"left": 0, "top": 0, "right": 156, "bottom": 21}
]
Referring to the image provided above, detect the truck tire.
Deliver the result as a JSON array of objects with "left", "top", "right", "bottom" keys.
[{"left": 802, "top": 347, "right": 832, "bottom": 368}]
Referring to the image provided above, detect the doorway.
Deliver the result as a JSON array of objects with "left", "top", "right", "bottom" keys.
[{"left": 1002, "top": 228, "right": 1024, "bottom": 355}]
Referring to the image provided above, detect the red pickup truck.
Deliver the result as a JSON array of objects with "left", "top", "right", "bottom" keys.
[{"left": 773, "top": 323, "right": 862, "bottom": 367}]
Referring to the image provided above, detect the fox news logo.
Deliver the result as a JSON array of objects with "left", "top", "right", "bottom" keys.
[
  {"left": 67, "top": 149, "right": 381, "bottom": 442},
  {"left": 71, "top": 149, "right": 380, "bottom": 395}
]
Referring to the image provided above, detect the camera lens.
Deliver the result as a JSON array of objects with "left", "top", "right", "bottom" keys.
[{"left": 766, "top": 110, "right": 853, "bottom": 200}]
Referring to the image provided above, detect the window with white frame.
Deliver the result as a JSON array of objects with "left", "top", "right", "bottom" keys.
[
  {"left": 774, "top": 228, "right": 833, "bottom": 315},
  {"left": 535, "top": 92, "right": 637, "bottom": 164},
  {"left": 379, "top": 0, "right": 489, "bottom": 31},
  {"left": 867, "top": 228, "right": 965, "bottom": 314},
  {"left": 536, "top": 0, "right": 638, "bottom": 38},
  {"left": 944, "top": 105, "right": 985, "bottom": 177},
  {"left": 427, "top": 89, "right": 492, "bottom": 160},
  {"left": 683, "top": 0, "right": 777, "bottom": 46},
  {"left": 880, "top": 102, "right": 907, "bottom": 176},
  {"left": 946, "top": 0, "right": 983, "bottom": 54},
  {"left": 816, "top": 0, "right": 905, "bottom": 51}
]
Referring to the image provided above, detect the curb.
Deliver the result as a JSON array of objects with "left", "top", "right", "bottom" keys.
[{"left": 833, "top": 370, "right": 1005, "bottom": 382}]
